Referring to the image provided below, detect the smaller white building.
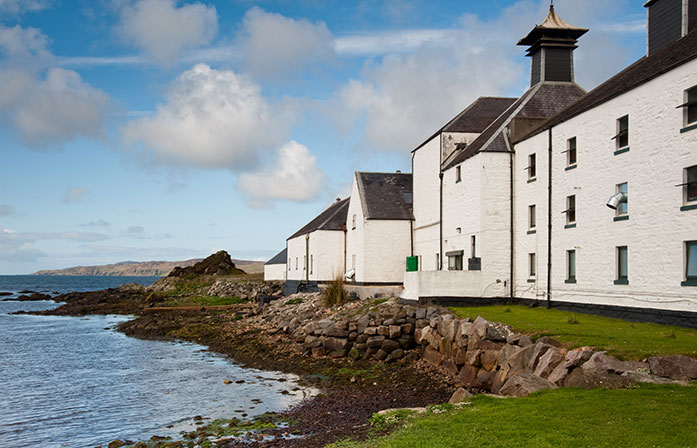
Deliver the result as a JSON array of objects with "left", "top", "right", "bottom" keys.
[
  {"left": 286, "top": 198, "right": 349, "bottom": 282},
  {"left": 264, "top": 248, "right": 287, "bottom": 281},
  {"left": 345, "top": 172, "right": 413, "bottom": 284}
]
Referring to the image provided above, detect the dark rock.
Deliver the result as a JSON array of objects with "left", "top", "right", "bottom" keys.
[
  {"left": 374, "top": 349, "right": 388, "bottom": 361},
  {"left": 381, "top": 339, "right": 401, "bottom": 353},
  {"left": 168, "top": 250, "right": 245, "bottom": 277},
  {"left": 0, "top": 292, "right": 12, "bottom": 296},
  {"left": 385, "top": 349, "right": 404, "bottom": 363},
  {"left": 457, "top": 364, "right": 479, "bottom": 387},
  {"left": 499, "top": 373, "right": 557, "bottom": 397},
  {"left": 477, "top": 369, "right": 497, "bottom": 389},
  {"left": 442, "top": 358, "right": 459, "bottom": 377},
  {"left": 108, "top": 440, "right": 126, "bottom": 448},
  {"left": 423, "top": 346, "right": 444, "bottom": 367},
  {"left": 564, "top": 368, "right": 636, "bottom": 389},
  {"left": 366, "top": 336, "right": 386, "bottom": 349},
  {"left": 323, "top": 337, "right": 348, "bottom": 352},
  {"left": 585, "top": 352, "right": 649, "bottom": 375},
  {"left": 533, "top": 347, "right": 566, "bottom": 378},
  {"left": 536, "top": 336, "right": 564, "bottom": 348},
  {"left": 401, "top": 323, "right": 414, "bottom": 335},
  {"left": 485, "top": 322, "right": 512, "bottom": 342},
  {"left": 648, "top": 355, "right": 697, "bottom": 380},
  {"left": 480, "top": 350, "right": 500, "bottom": 371}
]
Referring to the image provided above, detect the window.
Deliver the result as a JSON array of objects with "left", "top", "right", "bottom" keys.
[
  {"left": 456, "top": 166, "right": 462, "bottom": 182},
  {"left": 527, "top": 153, "right": 537, "bottom": 180},
  {"left": 616, "top": 246, "right": 628, "bottom": 285},
  {"left": 684, "top": 86, "right": 697, "bottom": 126},
  {"left": 471, "top": 235, "right": 476, "bottom": 259},
  {"left": 310, "top": 254, "right": 313, "bottom": 275},
  {"left": 567, "top": 137, "right": 577, "bottom": 167},
  {"left": 565, "top": 195, "right": 576, "bottom": 225},
  {"left": 616, "top": 183, "right": 628, "bottom": 217},
  {"left": 684, "top": 165, "right": 697, "bottom": 206},
  {"left": 566, "top": 250, "right": 576, "bottom": 283},
  {"left": 447, "top": 251, "right": 463, "bottom": 271},
  {"left": 529, "top": 253, "right": 536, "bottom": 278},
  {"left": 529, "top": 205, "right": 536, "bottom": 230},
  {"left": 295, "top": 257, "right": 298, "bottom": 270},
  {"left": 436, "top": 253, "right": 440, "bottom": 270},
  {"left": 288, "top": 258, "right": 291, "bottom": 271},
  {"left": 615, "top": 115, "right": 629, "bottom": 150},
  {"left": 352, "top": 214, "right": 356, "bottom": 230},
  {"left": 303, "top": 255, "right": 306, "bottom": 271},
  {"left": 685, "top": 241, "right": 697, "bottom": 286}
]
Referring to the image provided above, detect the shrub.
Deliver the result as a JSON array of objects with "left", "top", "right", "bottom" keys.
[{"left": 322, "top": 275, "right": 348, "bottom": 307}]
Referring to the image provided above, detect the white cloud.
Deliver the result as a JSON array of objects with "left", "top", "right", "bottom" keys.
[
  {"left": 118, "top": 0, "right": 218, "bottom": 66},
  {"left": 0, "top": 0, "right": 51, "bottom": 15},
  {"left": 0, "top": 204, "right": 15, "bottom": 216},
  {"left": 0, "top": 226, "right": 110, "bottom": 263},
  {"left": 123, "top": 63, "right": 292, "bottom": 170},
  {"left": 0, "top": 67, "right": 111, "bottom": 147},
  {"left": 62, "top": 186, "right": 87, "bottom": 204},
  {"left": 237, "top": 140, "right": 325, "bottom": 207},
  {"left": 237, "top": 7, "right": 335, "bottom": 78},
  {"left": 127, "top": 225, "right": 145, "bottom": 234},
  {"left": 83, "top": 219, "right": 111, "bottom": 228},
  {"left": 0, "top": 24, "right": 51, "bottom": 59}
]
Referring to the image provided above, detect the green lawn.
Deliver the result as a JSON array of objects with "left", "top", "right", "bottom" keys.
[
  {"left": 331, "top": 383, "right": 697, "bottom": 448},
  {"left": 163, "top": 295, "right": 244, "bottom": 307},
  {"left": 450, "top": 305, "right": 697, "bottom": 360}
]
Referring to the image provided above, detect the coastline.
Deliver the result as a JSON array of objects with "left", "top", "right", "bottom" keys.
[{"left": 29, "top": 286, "right": 453, "bottom": 447}]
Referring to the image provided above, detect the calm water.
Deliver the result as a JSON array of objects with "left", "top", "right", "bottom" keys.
[{"left": 0, "top": 277, "right": 316, "bottom": 448}]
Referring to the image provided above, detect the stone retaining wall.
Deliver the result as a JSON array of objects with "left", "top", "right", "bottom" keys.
[{"left": 260, "top": 296, "right": 697, "bottom": 397}]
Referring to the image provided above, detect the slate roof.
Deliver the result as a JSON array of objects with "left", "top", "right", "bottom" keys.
[
  {"left": 265, "top": 248, "right": 287, "bottom": 266},
  {"left": 443, "top": 82, "right": 586, "bottom": 170},
  {"left": 356, "top": 172, "right": 413, "bottom": 220},
  {"left": 518, "top": 29, "right": 697, "bottom": 142},
  {"left": 288, "top": 198, "right": 349, "bottom": 240},
  {"left": 413, "top": 97, "right": 517, "bottom": 152}
]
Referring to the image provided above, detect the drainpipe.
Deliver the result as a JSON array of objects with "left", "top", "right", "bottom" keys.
[
  {"left": 305, "top": 233, "right": 310, "bottom": 282},
  {"left": 411, "top": 150, "right": 416, "bottom": 258},
  {"left": 343, "top": 225, "right": 347, "bottom": 277},
  {"left": 439, "top": 171, "right": 444, "bottom": 270},
  {"left": 509, "top": 150, "right": 515, "bottom": 302},
  {"left": 546, "top": 128, "right": 553, "bottom": 309}
]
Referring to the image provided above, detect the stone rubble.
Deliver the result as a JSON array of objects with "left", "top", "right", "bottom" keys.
[{"left": 252, "top": 294, "right": 696, "bottom": 397}]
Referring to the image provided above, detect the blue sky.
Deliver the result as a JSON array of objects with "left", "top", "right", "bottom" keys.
[{"left": 0, "top": 0, "right": 647, "bottom": 274}]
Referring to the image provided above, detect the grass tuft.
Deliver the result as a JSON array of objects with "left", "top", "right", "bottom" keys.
[
  {"left": 567, "top": 314, "right": 580, "bottom": 325},
  {"left": 322, "top": 275, "right": 348, "bottom": 307}
]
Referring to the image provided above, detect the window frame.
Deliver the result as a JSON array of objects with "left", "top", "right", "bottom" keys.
[
  {"left": 565, "top": 195, "right": 576, "bottom": 226},
  {"left": 566, "top": 249, "right": 576, "bottom": 283},
  {"left": 615, "top": 115, "right": 629, "bottom": 150},
  {"left": 351, "top": 214, "right": 356, "bottom": 230},
  {"left": 527, "top": 153, "right": 537, "bottom": 181},
  {"left": 529, "top": 204, "right": 537, "bottom": 230},
  {"left": 616, "top": 182, "right": 628, "bottom": 217},
  {"left": 566, "top": 137, "right": 577, "bottom": 168},
  {"left": 684, "top": 241, "right": 697, "bottom": 286},
  {"left": 615, "top": 246, "right": 628, "bottom": 285},
  {"left": 685, "top": 86, "right": 697, "bottom": 127},
  {"left": 685, "top": 165, "right": 697, "bottom": 205},
  {"left": 447, "top": 251, "right": 464, "bottom": 271},
  {"left": 470, "top": 235, "right": 476, "bottom": 259},
  {"left": 528, "top": 252, "right": 536, "bottom": 278},
  {"left": 456, "top": 166, "right": 462, "bottom": 183}
]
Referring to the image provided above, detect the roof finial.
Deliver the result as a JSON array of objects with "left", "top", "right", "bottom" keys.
[{"left": 550, "top": 0, "right": 554, "bottom": 10}]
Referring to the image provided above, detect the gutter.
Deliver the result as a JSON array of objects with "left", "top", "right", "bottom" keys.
[
  {"left": 546, "top": 127, "right": 553, "bottom": 309},
  {"left": 439, "top": 171, "right": 444, "bottom": 270}
]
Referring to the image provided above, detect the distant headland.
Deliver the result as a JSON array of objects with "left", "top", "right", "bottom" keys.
[{"left": 33, "top": 258, "right": 264, "bottom": 277}]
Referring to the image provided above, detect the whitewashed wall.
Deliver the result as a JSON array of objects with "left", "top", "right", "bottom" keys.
[
  {"left": 402, "top": 270, "right": 483, "bottom": 301},
  {"left": 345, "top": 175, "right": 365, "bottom": 281},
  {"left": 264, "top": 264, "right": 287, "bottom": 281},
  {"left": 286, "top": 235, "right": 308, "bottom": 281},
  {"left": 362, "top": 219, "right": 412, "bottom": 283},
  {"left": 512, "top": 131, "right": 550, "bottom": 301},
  {"left": 514, "top": 58, "right": 697, "bottom": 313},
  {"left": 307, "top": 230, "right": 345, "bottom": 282},
  {"left": 412, "top": 136, "right": 442, "bottom": 271}
]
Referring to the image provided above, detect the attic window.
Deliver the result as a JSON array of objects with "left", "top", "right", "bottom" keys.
[{"left": 456, "top": 166, "right": 462, "bottom": 183}]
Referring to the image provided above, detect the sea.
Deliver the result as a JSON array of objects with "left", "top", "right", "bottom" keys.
[{"left": 0, "top": 276, "right": 316, "bottom": 448}]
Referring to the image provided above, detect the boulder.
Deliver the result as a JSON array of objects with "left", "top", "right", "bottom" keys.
[
  {"left": 448, "top": 387, "right": 473, "bottom": 404},
  {"left": 499, "top": 373, "right": 557, "bottom": 397},
  {"left": 480, "top": 350, "right": 500, "bottom": 372},
  {"left": 485, "top": 322, "right": 512, "bottom": 342},
  {"left": 533, "top": 347, "right": 566, "bottom": 378},
  {"left": 168, "top": 250, "right": 244, "bottom": 277},
  {"left": 423, "top": 346, "right": 444, "bottom": 367},
  {"left": 374, "top": 349, "right": 388, "bottom": 361},
  {"left": 453, "top": 347, "right": 467, "bottom": 366},
  {"left": 507, "top": 333, "right": 533, "bottom": 347},
  {"left": 439, "top": 337, "right": 453, "bottom": 358},
  {"left": 389, "top": 325, "right": 401, "bottom": 339},
  {"left": 527, "top": 343, "right": 554, "bottom": 372},
  {"left": 477, "top": 369, "right": 497, "bottom": 389},
  {"left": 536, "top": 336, "right": 564, "bottom": 348},
  {"left": 385, "top": 349, "right": 404, "bottom": 363},
  {"left": 381, "top": 339, "right": 401, "bottom": 353},
  {"left": 440, "top": 317, "right": 460, "bottom": 341},
  {"left": 377, "top": 326, "right": 389, "bottom": 336},
  {"left": 401, "top": 323, "right": 414, "bottom": 335},
  {"left": 415, "top": 307, "right": 427, "bottom": 319},
  {"left": 366, "top": 336, "right": 386, "bottom": 349},
  {"left": 442, "top": 358, "right": 460, "bottom": 377},
  {"left": 583, "top": 352, "right": 649, "bottom": 375},
  {"left": 323, "top": 337, "right": 348, "bottom": 353},
  {"left": 467, "top": 316, "right": 489, "bottom": 338},
  {"left": 365, "top": 327, "right": 378, "bottom": 336},
  {"left": 466, "top": 349, "right": 482, "bottom": 367},
  {"left": 648, "top": 355, "right": 697, "bottom": 380},
  {"left": 457, "top": 364, "right": 480, "bottom": 388},
  {"left": 564, "top": 368, "right": 635, "bottom": 390}
]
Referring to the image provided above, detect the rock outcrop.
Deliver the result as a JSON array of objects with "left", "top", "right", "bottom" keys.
[{"left": 168, "top": 251, "right": 246, "bottom": 278}]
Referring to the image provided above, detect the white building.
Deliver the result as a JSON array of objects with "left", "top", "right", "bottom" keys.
[
  {"left": 405, "top": 1, "right": 697, "bottom": 321},
  {"left": 286, "top": 198, "right": 349, "bottom": 282},
  {"left": 405, "top": 5, "right": 587, "bottom": 302},
  {"left": 264, "top": 248, "right": 287, "bottom": 281},
  {"left": 511, "top": 0, "right": 697, "bottom": 316},
  {"left": 345, "top": 172, "right": 413, "bottom": 284}
]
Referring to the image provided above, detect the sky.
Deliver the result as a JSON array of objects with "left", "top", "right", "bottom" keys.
[{"left": 0, "top": 0, "right": 648, "bottom": 274}]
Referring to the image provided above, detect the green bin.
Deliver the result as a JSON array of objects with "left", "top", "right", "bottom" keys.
[{"left": 406, "top": 256, "right": 419, "bottom": 272}]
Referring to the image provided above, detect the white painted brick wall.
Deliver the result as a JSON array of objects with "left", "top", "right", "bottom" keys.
[
  {"left": 345, "top": 174, "right": 365, "bottom": 281},
  {"left": 286, "top": 235, "right": 307, "bottom": 281},
  {"left": 362, "top": 219, "right": 412, "bottom": 283},
  {"left": 308, "top": 230, "right": 346, "bottom": 281},
  {"left": 413, "top": 136, "right": 442, "bottom": 270},
  {"left": 264, "top": 264, "right": 287, "bottom": 281}
]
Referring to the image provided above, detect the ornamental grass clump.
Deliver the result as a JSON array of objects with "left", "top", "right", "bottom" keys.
[{"left": 322, "top": 274, "right": 348, "bottom": 307}]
